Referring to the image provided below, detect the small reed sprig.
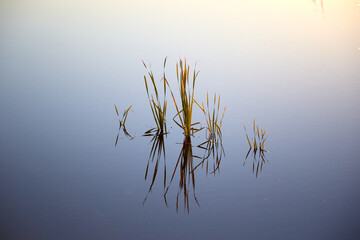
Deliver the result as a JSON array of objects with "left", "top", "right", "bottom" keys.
[
  {"left": 202, "top": 92, "right": 226, "bottom": 141},
  {"left": 114, "top": 104, "right": 132, "bottom": 127},
  {"left": 114, "top": 104, "right": 133, "bottom": 143},
  {"left": 171, "top": 58, "right": 202, "bottom": 136},
  {"left": 244, "top": 120, "right": 268, "bottom": 152},
  {"left": 143, "top": 58, "right": 168, "bottom": 135}
]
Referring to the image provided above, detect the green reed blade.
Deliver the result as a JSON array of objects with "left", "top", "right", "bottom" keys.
[
  {"left": 163, "top": 56, "right": 167, "bottom": 68},
  {"left": 262, "top": 129, "right": 267, "bottom": 139},
  {"left": 261, "top": 136, "right": 268, "bottom": 150},
  {"left": 114, "top": 104, "right": 119, "bottom": 117},
  {"left": 122, "top": 105, "right": 132, "bottom": 125},
  {"left": 115, "top": 133, "right": 119, "bottom": 146},
  {"left": 246, "top": 133, "right": 252, "bottom": 148},
  {"left": 144, "top": 76, "right": 149, "bottom": 95}
]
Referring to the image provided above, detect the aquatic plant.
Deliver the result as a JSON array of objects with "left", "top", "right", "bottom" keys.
[
  {"left": 244, "top": 120, "right": 268, "bottom": 152},
  {"left": 202, "top": 92, "right": 226, "bottom": 140},
  {"left": 186, "top": 92, "right": 226, "bottom": 175},
  {"left": 114, "top": 104, "right": 133, "bottom": 144},
  {"left": 243, "top": 120, "right": 269, "bottom": 177},
  {"left": 114, "top": 104, "right": 132, "bottom": 127},
  {"left": 143, "top": 58, "right": 168, "bottom": 134},
  {"left": 170, "top": 58, "right": 202, "bottom": 137}
]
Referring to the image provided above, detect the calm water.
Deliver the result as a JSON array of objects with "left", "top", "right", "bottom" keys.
[{"left": 1, "top": 0, "right": 360, "bottom": 239}]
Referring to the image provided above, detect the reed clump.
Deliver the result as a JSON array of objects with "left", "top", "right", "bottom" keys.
[
  {"left": 193, "top": 93, "right": 226, "bottom": 175},
  {"left": 244, "top": 120, "right": 268, "bottom": 152},
  {"left": 201, "top": 92, "right": 226, "bottom": 141},
  {"left": 170, "top": 58, "right": 202, "bottom": 137},
  {"left": 114, "top": 104, "right": 132, "bottom": 127},
  {"left": 114, "top": 104, "right": 133, "bottom": 143},
  {"left": 143, "top": 58, "right": 168, "bottom": 135}
]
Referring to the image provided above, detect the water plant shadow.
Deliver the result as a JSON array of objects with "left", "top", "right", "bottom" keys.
[
  {"left": 312, "top": 0, "right": 325, "bottom": 12},
  {"left": 164, "top": 136, "right": 200, "bottom": 213},
  {"left": 193, "top": 135, "right": 225, "bottom": 175},
  {"left": 114, "top": 125, "right": 134, "bottom": 146},
  {"left": 243, "top": 148, "right": 269, "bottom": 178},
  {"left": 143, "top": 131, "right": 167, "bottom": 204}
]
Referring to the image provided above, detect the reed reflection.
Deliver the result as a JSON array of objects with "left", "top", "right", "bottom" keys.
[
  {"left": 244, "top": 148, "right": 269, "bottom": 178},
  {"left": 143, "top": 131, "right": 167, "bottom": 204},
  {"left": 143, "top": 131, "right": 226, "bottom": 212},
  {"left": 312, "top": 0, "right": 325, "bottom": 12},
  {"left": 114, "top": 126, "right": 134, "bottom": 146},
  {"left": 194, "top": 135, "right": 225, "bottom": 175},
  {"left": 165, "top": 136, "right": 200, "bottom": 213}
]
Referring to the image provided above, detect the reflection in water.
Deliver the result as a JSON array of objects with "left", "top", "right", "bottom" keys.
[
  {"left": 143, "top": 132, "right": 226, "bottom": 212},
  {"left": 312, "top": 0, "right": 325, "bottom": 12},
  {"left": 143, "top": 132, "right": 167, "bottom": 204},
  {"left": 114, "top": 125, "right": 134, "bottom": 146},
  {"left": 195, "top": 135, "right": 225, "bottom": 175},
  {"left": 165, "top": 136, "right": 200, "bottom": 213},
  {"left": 244, "top": 149, "right": 269, "bottom": 178},
  {"left": 143, "top": 126, "right": 226, "bottom": 212},
  {"left": 312, "top": 0, "right": 360, "bottom": 11}
]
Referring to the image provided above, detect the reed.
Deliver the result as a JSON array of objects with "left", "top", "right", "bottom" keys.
[
  {"left": 114, "top": 104, "right": 132, "bottom": 127},
  {"left": 244, "top": 120, "right": 268, "bottom": 152},
  {"left": 202, "top": 92, "right": 226, "bottom": 141},
  {"left": 143, "top": 58, "right": 168, "bottom": 134},
  {"left": 170, "top": 58, "right": 202, "bottom": 137},
  {"left": 114, "top": 104, "right": 133, "bottom": 144},
  {"left": 189, "top": 92, "right": 226, "bottom": 175}
]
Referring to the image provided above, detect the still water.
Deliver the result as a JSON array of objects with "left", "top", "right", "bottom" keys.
[{"left": 1, "top": 0, "right": 360, "bottom": 239}]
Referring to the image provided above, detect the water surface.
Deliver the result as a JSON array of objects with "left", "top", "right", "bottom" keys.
[{"left": 1, "top": 0, "right": 360, "bottom": 239}]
